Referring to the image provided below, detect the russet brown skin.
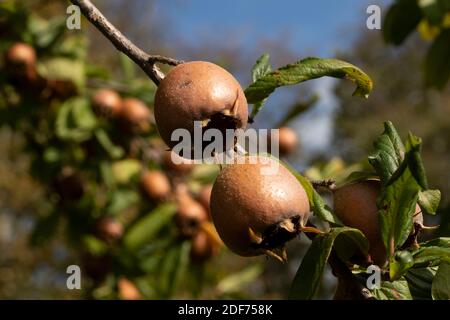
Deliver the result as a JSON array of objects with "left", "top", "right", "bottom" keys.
[
  {"left": 91, "top": 89, "right": 122, "bottom": 118},
  {"left": 4, "top": 42, "right": 39, "bottom": 84},
  {"left": 190, "top": 229, "right": 219, "bottom": 262},
  {"left": 333, "top": 180, "right": 423, "bottom": 266},
  {"left": 140, "top": 170, "right": 171, "bottom": 201},
  {"left": 120, "top": 98, "right": 151, "bottom": 133},
  {"left": 210, "top": 156, "right": 310, "bottom": 256},
  {"left": 154, "top": 61, "right": 248, "bottom": 151},
  {"left": 277, "top": 127, "right": 298, "bottom": 156},
  {"left": 96, "top": 217, "right": 123, "bottom": 242},
  {"left": 117, "top": 278, "right": 141, "bottom": 300},
  {"left": 175, "top": 191, "right": 208, "bottom": 238}
]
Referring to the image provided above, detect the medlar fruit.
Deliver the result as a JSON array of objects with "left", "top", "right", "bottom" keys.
[
  {"left": 140, "top": 170, "right": 171, "bottom": 201},
  {"left": 175, "top": 189, "right": 208, "bottom": 238},
  {"left": 117, "top": 277, "right": 141, "bottom": 300},
  {"left": 53, "top": 167, "right": 84, "bottom": 202},
  {"left": 274, "top": 127, "right": 298, "bottom": 156},
  {"left": 154, "top": 61, "right": 248, "bottom": 155},
  {"left": 210, "top": 155, "right": 310, "bottom": 258},
  {"left": 4, "top": 42, "right": 39, "bottom": 84},
  {"left": 91, "top": 89, "right": 122, "bottom": 118},
  {"left": 119, "top": 98, "right": 151, "bottom": 133},
  {"left": 333, "top": 179, "right": 423, "bottom": 266},
  {"left": 190, "top": 229, "right": 220, "bottom": 262},
  {"left": 95, "top": 217, "right": 123, "bottom": 242}
]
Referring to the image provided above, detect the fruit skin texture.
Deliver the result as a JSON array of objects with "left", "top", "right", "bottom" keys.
[
  {"left": 120, "top": 98, "right": 151, "bottom": 133},
  {"left": 333, "top": 180, "right": 423, "bottom": 266},
  {"left": 210, "top": 156, "right": 310, "bottom": 256},
  {"left": 154, "top": 61, "right": 248, "bottom": 150},
  {"left": 91, "top": 89, "right": 122, "bottom": 118},
  {"left": 140, "top": 170, "right": 171, "bottom": 201}
]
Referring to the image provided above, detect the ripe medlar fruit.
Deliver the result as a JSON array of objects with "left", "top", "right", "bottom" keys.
[
  {"left": 95, "top": 217, "right": 123, "bottom": 242},
  {"left": 4, "top": 42, "right": 39, "bottom": 84},
  {"left": 274, "top": 127, "right": 298, "bottom": 156},
  {"left": 119, "top": 98, "right": 151, "bottom": 133},
  {"left": 117, "top": 277, "right": 141, "bottom": 300},
  {"left": 210, "top": 155, "right": 310, "bottom": 258},
  {"left": 140, "top": 170, "right": 171, "bottom": 201},
  {"left": 190, "top": 229, "right": 220, "bottom": 262},
  {"left": 53, "top": 167, "right": 84, "bottom": 202},
  {"left": 154, "top": 61, "right": 248, "bottom": 155},
  {"left": 175, "top": 190, "right": 208, "bottom": 238},
  {"left": 91, "top": 89, "right": 122, "bottom": 118},
  {"left": 333, "top": 179, "right": 423, "bottom": 266}
]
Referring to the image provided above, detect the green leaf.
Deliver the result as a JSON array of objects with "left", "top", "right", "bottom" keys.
[
  {"left": 277, "top": 94, "right": 319, "bottom": 127},
  {"left": 249, "top": 53, "right": 272, "bottom": 120},
  {"left": 390, "top": 250, "right": 415, "bottom": 281},
  {"left": 371, "top": 277, "right": 413, "bottom": 300},
  {"left": 405, "top": 267, "right": 437, "bottom": 300},
  {"left": 124, "top": 203, "right": 177, "bottom": 250},
  {"left": 37, "top": 57, "right": 85, "bottom": 90},
  {"left": 432, "top": 262, "right": 450, "bottom": 299},
  {"left": 383, "top": 0, "right": 422, "bottom": 45},
  {"left": 107, "top": 189, "right": 139, "bottom": 215},
  {"left": 30, "top": 211, "right": 60, "bottom": 246},
  {"left": 171, "top": 240, "right": 191, "bottom": 297},
  {"left": 378, "top": 167, "right": 420, "bottom": 257},
  {"left": 56, "top": 97, "right": 97, "bottom": 142},
  {"left": 406, "top": 133, "right": 428, "bottom": 189},
  {"left": 159, "top": 241, "right": 190, "bottom": 297},
  {"left": 111, "top": 159, "right": 141, "bottom": 185},
  {"left": 119, "top": 53, "right": 136, "bottom": 82},
  {"left": 425, "top": 29, "right": 450, "bottom": 89},
  {"left": 244, "top": 57, "right": 372, "bottom": 105},
  {"left": 418, "top": 189, "right": 441, "bottom": 215},
  {"left": 419, "top": 0, "right": 450, "bottom": 25},
  {"left": 412, "top": 246, "right": 450, "bottom": 267},
  {"left": 95, "top": 129, "right": 124, "bottom": 159},
  {"left": 421, "top": 237, "right": 450, "bottom": 248},
  {"left": 289, "top": 227, "right": 368, "bottom": 300},
  {"left": 216, "top": 264, "right": 264, "bottom": 295},
  {"left": 368, "top": 121, "right": 405, "bottom": 185},
  {"left": 252, "top": 53, "right": 272, "bottom": 83},
  {"left": 82, "top": 234, "right": 108, "bottom": 256}
]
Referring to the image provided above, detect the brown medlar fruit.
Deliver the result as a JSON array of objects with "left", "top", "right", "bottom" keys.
[
  {"left": 210, "top": 155, "right": 310, "bottom": 258},
  {"left": 53, "top": 167, "right": 84, "bottom": 202},
  {"left": 154, "top": 61, "right": 248, "bottom": 155},
  {"left": 274, "top": 127, "right": 298, "bottom": 156},
  {"left": 119, "top": 98, "right": 151, "bottom": 133},
  {"left": 190, "top": 229, "right": 220, "bottom": 262},
  {"left": 117, "top": 277, "right": 141, "bottom": 300},
  {"left": 91, "top": 89, "right": 122, "bottom": 118},
  {"left": 175, "top": 190, "right": 208, "bottom": 238},
  {"left": 333, "top": 179, "right": 423, "bottom": 266},
  {"left": 4, "top": 42, "right": 39, "bottom": 84},
  {"left": 140, "top": 170, "right": 171, "bottom": 201},
  {"left": 95, "top": 217, "right": 123, "bottom": 242}
]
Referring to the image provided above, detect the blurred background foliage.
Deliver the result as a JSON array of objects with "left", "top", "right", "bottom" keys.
[{"left": 0, "top": 0, "right": 448, "bottom": 299}]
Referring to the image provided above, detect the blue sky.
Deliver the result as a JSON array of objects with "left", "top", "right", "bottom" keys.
[
  {"left": 155, "top": 0, "right": 390, "bottom": 56},
  {"left": 152, "top": 0, "right": 391, "bottom": 165}
]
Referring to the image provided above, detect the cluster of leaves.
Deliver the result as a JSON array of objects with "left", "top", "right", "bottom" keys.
[{"left": 383, "top": 0, "right": 450, "bottom": 89}]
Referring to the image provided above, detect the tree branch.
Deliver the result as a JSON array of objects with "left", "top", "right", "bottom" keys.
[{"left": 70, "top": 0, "right": 183, "bottom": 85}]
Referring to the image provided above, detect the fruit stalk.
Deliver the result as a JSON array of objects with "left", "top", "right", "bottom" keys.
[{"left": 70, "top": 0, "right": 183, "bottom": 85}]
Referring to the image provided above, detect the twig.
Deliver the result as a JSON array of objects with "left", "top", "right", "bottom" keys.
[
  {"left": 70, "top": 0, "right": 184, "bottom": 85},
  {"left": 311, "top": 179, "right": 337, "bottom": 191}
]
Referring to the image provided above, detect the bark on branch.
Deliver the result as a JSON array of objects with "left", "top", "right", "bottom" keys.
[{"left": 70, "top": 0, "right": 183, "bottom": 85}]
